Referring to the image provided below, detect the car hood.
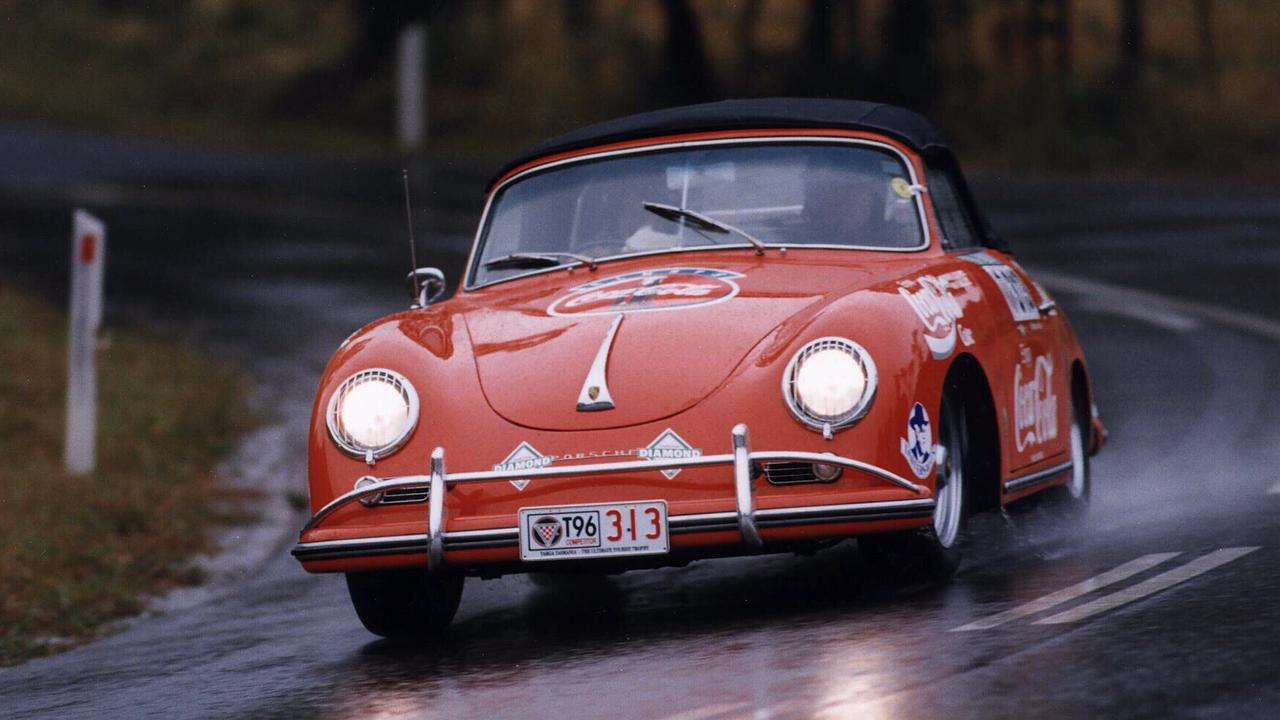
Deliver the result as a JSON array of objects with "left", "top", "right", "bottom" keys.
[{"left": 460, "top": 255, "right": 906, "bottom": 431}]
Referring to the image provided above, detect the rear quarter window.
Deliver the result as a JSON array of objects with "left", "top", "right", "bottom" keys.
[{"left": 926, "top": 166, "right": 980, "bottom": 249}]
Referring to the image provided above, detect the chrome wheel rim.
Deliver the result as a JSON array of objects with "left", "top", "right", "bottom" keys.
[
  {"left": 933, "top": 398, "right": 963, "bottom": 548},
  {"left": 1068, "top": 416, "right": 1086, "bottom": 499}
]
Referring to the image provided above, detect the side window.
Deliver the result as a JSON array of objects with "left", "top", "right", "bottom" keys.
[{"left": 926, "top": 165, "right": 980, "bottom": 249}]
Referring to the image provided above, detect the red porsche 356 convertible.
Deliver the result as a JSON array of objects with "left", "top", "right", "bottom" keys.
[{"left": 292, "top": 99, "right": 1104, "bottom": 637}]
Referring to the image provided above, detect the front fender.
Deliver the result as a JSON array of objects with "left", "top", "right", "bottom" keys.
[{"left": 307, "top": 305, "right": 482, "bottom": 520}]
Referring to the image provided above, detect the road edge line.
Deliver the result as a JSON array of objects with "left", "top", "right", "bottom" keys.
[{"left": 1029, "top": 267, "right": 1280, "bottom": 342}]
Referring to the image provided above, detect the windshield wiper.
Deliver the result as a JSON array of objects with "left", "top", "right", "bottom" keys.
[
  {"left": 483, "top": 252, "right": 598, "bottom": 271},
  {"left": 642, "top": 201, "right": 766, "bottom": 256}
]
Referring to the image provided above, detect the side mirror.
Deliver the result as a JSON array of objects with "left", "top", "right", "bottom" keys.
[{"left": 407, "top": 267, "right": 447, "bottom": 307}]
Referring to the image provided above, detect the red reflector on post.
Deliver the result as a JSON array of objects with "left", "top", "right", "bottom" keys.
[{"left": 80, "top": 234, "right": 97, "bottom": 264}]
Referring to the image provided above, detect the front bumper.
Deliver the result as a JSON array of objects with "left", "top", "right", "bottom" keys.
[{"left": 292, "top": 423, "right": 932, "bottom": 568}]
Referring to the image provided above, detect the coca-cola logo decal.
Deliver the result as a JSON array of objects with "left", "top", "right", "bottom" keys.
[
  {"left": 1014, "top": 348, "right": 1059, "bottom": 452},
  {"left": 897, "top": 270, "right": 977, "bottom": 360},
  {"left": 547, "top": 267, "right": 744, "bottom": 317}
]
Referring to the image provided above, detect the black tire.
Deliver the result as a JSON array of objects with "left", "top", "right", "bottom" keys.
[
  {"left": 1041, "top": 386, "right": 1092, "bottom": 514},
  {"left": 860, "top": 386, "right": 969, "bottom": 581},
  {"left": 345, "top": 569, "right": 464, "bottom": 638}
]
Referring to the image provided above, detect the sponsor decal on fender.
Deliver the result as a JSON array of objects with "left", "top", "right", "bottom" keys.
[
  {"left": 1014, "top": 349, "right": 1059, "bottom": 452},
  {"left": 900, "top": 402, "right": 936, "bottom": 479},
  {"left": 985, "top": 264, "right": 1040, "bottom": 322},
  {"left": 547, "top": 267, "right": 743, "bottom": 317},
  {"left": 898, "top": 270, "right": 976, "bottom": 360}
]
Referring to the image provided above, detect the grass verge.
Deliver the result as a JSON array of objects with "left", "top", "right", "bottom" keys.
[{"left": 0, "top": 284, "right": 255, "bottom": 666}]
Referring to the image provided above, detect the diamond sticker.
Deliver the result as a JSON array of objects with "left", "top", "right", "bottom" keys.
[
  {"left": 493, "top": 442, "right": 552, "bottom": 491},
  {"left": 641, "top": 429, "right": 702, "bottom": 479}
]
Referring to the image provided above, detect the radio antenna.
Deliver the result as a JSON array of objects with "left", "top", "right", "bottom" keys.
[{"left": 402, "top": 168, "right": 419, "bottom": 273}]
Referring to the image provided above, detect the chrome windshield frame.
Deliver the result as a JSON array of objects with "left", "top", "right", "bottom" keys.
[{"left": 463, "top": 136, "right": 933, "bottom": 291}]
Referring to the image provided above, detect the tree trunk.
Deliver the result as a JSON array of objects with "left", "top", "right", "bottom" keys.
[
  {"left": 1057, "top": 0, "right": 1073, "bottom": 82},
  {"left": 561, "top": 0, "right": 597, "bottom": 87},
  {"left": 1118, "top": 0, "right": 1144, "bottom": 90},
  {"left": 1034, "top": 0, "right": 1074, "bottom": 84},
  {"left": 881, "top": 0, "right": 937, "bottom": 110},
  {"left": 1195, "top": 0, "right": 1218, "bottom": 95},
  {"left": 846, "top": 0, "right": 863, "bottom": 65},
  {"left": 349, "top": 0, "right": 431, "bottom": 77},
  {"left": 1027, "top": 0, "right": 1046, "bottom": 78},
  {"left": 990, "top": 0, "right": 1020, "bottom": 72},
  {"left": 947, "top": 0, "right": 975, "bottom": 76},
  {"left": 803, "top": 0, "right": 834, "bottom": 94},
  {"left": 735, "top": 0, "right": 763, "bottom": 93},
  {"left": 657, "top": 0, "right": 714, "bottom": 104}
]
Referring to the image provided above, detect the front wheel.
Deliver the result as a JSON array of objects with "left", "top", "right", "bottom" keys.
[
  {"left": 860, "top": 388, "right": 968, "bottom": 580},
  {"left": 345, "top": 569, "right": 464, "bottom": 638}
]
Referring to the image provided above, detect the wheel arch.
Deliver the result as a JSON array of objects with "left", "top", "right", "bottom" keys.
[
  {"left": 945, "top": 352, "right": 1001, "bottom": 514},
  {"left": 1070, "top": 358, "right": 1090, "bottom": 422},
  {"left": 1069, "top": 357, "right": 1106, "bottom": 454}
]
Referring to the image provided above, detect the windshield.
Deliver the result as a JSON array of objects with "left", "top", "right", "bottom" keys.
[{"left": 470, "top": 142, "right": 926, "bottom": 287}]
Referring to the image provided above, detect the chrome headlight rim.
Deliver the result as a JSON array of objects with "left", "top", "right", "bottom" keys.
[
  {"left": 782, "top": 336, "right": 878, "bottom": 435},
  {"left": 325, "top": 368, "right": 420, "bottom": 461}
]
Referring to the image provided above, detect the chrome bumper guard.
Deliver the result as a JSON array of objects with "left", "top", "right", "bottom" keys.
[{"left": 296, "top": 423, "right": 928, "bottom": 569}]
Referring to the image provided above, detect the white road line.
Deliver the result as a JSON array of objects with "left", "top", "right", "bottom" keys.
[
  {"left": 1032, "top": 268, "right": 1280, "bottom": 341},
  {"left": 1034, "top": 546, "right": 1261, "bottom": 625},
  {"left": 1074, "top": 295, "right": 1202, "bottom": 332},
  {"left": 950, "top": 553, "right": 1180, "bottom": 632},
  {"left": 1267, "top": 482, "right": 1280, "bottom": 495},
  {"left": 656, "top": 702, "right": 750, "bottom": 720}
]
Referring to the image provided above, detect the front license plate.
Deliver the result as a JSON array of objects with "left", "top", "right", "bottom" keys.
[{"left": 519, "top": 501, "right": 669, "bottom": 561}]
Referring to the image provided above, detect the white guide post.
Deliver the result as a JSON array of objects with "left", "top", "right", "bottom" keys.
[
  {"left": 396, "top": 23, "right": 427, "bottom": 152},
  {"left": 64, "top": 209, "right": 106, "bottom": 476}
]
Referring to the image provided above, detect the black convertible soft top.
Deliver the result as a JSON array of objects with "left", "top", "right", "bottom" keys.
[{"left": 487, "top": 98, "right": 955, "bottom": 191}]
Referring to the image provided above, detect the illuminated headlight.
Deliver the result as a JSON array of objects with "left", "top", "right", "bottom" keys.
[
  {"left": 783, "top": 337, "right": 877, "bottom": 436},
  {"left": 326, "top": 369, "right": 419, "bottom": 461}
]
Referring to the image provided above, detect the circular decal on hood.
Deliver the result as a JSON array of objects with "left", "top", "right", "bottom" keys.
[{"left": 547, "top": 267, "right": 744, "bottom": 317}]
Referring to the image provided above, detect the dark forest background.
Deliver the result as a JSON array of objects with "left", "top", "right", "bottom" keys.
[{"left": 0, "top": 0, "right": 1275, "bottom": 179}]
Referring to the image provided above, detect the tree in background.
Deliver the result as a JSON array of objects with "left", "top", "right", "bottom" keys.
[
  {"left": 734, "top": 0, "right": 765, "bottom": 93},
  {"left": 274, "top": 0, "right": 431, "bottom": 123},
  {"left": 1026, "top": 0, "right": 1073, "bottom": 82},
  {"left": 1117, "top": 0, "right": 1144, "bottom": 92},
  {"left": 656, "top": 0, "right": 714, "bottom": 104},
  {"left": 348, "top": 0, "right": 430, "bottom": 79},
  {"left": 879, "top": 0, "right": 938, "bottom": 111},
  {"left": 8, "top": 0, "right": 1270, "bottom": 179},
  {"left": 1194, "top": 0, "right": 1218, "bottom": 95},
  {"left": 800, "top": 0, "right": 835, "bottom": 94}
]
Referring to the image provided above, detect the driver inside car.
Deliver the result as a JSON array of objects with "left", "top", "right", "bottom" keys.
[{"left": 801, "top": 166, "right": 918, "bottom": 248}]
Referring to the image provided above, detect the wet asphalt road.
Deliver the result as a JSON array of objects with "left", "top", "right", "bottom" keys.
[{"left": 3, "top": 170, "right": 1279, "bottom": 719}]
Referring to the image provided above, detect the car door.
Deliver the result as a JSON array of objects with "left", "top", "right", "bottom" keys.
[
  {"left": 986, "top": 261, "right": 1067, "bottom": 470},
  {"left": 925, "top": 160, "right": 1070, "bottom": 473}
]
